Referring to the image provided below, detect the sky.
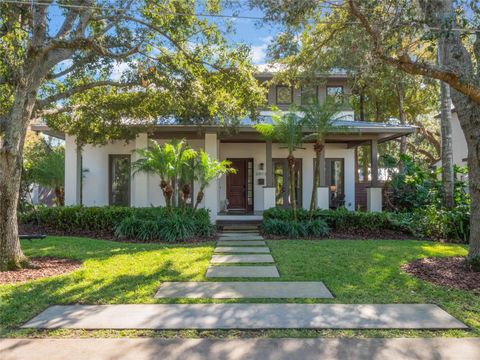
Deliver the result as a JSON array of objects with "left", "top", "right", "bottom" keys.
[{"left": 46, "top": 1, "right": 279, "bottom": 66}]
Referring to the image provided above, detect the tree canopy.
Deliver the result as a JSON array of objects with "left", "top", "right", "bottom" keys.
[{"left": 0, "top": 0, "right": 265, "bottom": 145}]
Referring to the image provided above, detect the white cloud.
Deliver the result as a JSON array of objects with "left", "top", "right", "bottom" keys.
[
  {"left": 250, "top": 36, "right": 272, "bottom": 64},
  {"left": 111, "top": 61, "right": 132, "bottom": 81}
]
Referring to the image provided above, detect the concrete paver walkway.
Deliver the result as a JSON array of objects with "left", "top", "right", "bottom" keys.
[
  {"left": 22, "top": 304, "right": 467, "bottom": 329},
  {"left": 216, "top": 240, "right": 266, "bottom": 246},
  {"left": 205, "top": 265, "right": 280, "bottom": 278},
  {"left": 207, "top": 230, "right": 281, "bottom": 278},
  {"left": 218, "top": 236, "right": 264, "bottom": 241},
  {"left": 3, "top": 338, "right": 479, "bottom": 360},
  {"left": 214, "top": 246, "right": 270, "bottom": 253},
  {"left": 210, "top": 254, "right": 274, "bottom": 263},
  {"left": 154, "top": 281, "right": 333, "bottom": 299}
]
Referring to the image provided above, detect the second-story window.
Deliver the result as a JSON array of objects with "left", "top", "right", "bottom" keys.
[
  {"left": 326, "top": 86, "right": 344, "bottom": 103},
  {"left": 301, "top": 86, "right": 318, "bottom": 105},
  {"left": 276, "top": 85, "right": 293, "bottom": 105}
]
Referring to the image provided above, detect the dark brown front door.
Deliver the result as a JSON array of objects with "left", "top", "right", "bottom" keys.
[
  {"left": 226, "top": 158, "right": 254, "bottom": 211},
  {"left": 227, "top": 159, "right": 247, "bottom": 210}
]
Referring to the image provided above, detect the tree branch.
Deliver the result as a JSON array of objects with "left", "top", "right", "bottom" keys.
[
  {"left": 110, "top": 15, "right": 223, "bottom": 71},
  {"left": 36, "top": 80, "right": 141, "bottom": 108},
  {"left": 347, "top": 0, "right": 480, "bottom": 104},
  {"left": 31, "top": 0, "right": 52, "bottom": 47},
  {"left": 32, "top": 104, "right": 84, "bottom": 120},
  {"left": 46, "top": 55, "right": 93, "bottom": 79},
  {"left": 394, "top": 138, "right": 439, "bottom": 165}
]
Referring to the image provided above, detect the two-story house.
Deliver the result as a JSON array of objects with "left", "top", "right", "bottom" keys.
[{"left": 33, "top": 67, "right": 414, "bottom": 223}]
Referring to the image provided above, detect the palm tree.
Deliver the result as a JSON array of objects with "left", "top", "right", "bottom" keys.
[
  {"left": 255, "top": 111, "right": 304, "bottom": 220},
  {"left": 301, "top": 100, "right": 343, "bottom": 213},
  {"left": 132, "top": 139, "right": 197, "bottom": 208},
  {"left": 30, "top": 146, "right": 65, "bottom": 206},
  {"left": 193, "top": 151, "right": 236, "bottom": 210}
]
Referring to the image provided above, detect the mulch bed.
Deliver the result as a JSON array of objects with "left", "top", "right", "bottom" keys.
[
  {"left": 0, "top": 257, "right": 82, "bottom": 285},
  {"left": 402, "top": 256, "right": 480, "bottom": 292}
]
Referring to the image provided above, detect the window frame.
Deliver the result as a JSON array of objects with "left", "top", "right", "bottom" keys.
[{"left": 276, "top": 85, "right": 294, "bottom": 105}]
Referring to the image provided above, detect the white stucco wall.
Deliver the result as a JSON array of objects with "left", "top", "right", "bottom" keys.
[
  {"left": 436, "top": 112, "right": 468, "bottom": 168},
  {"left": 74, "top": 137, "right": 355, "bottom": 211},
  {"left": 81, "top": 140, "right": 135, "bottom": 206},
  {"left": 451, "top": 112, "right": 468, "bottom": 167}
]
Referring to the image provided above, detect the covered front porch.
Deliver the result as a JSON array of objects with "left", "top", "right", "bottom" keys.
[{"left": 58, "top": 121, "right": 413, "bottom": 223}]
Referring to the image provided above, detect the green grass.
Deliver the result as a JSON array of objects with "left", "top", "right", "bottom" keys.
[{"left": 0, "top": 237, "right": 478, "bottom": 339}]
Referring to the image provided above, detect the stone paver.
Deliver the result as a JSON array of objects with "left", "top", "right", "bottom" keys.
[
  {"left": 210, "top": 265, "right": 281, "bottom": 278},
  {"left": 3, "top": 338, "right": 479, "bottom": 360},
  {"left": 211, "top": 254, "right": 274, "bottom": 263},
  {"left": 216, "top": 240, "right": 266, "bottom": 246},
  {"left": 214, "top": 247, "right": 270, "bottom": 253},
  {"left": 218, "top": 236, "right": 264, "bottom": 241},
  {"left": 218, "top": 232, "right": 260, "bottom": 237},
  {"left": 22, "top": 304, "right": 467, "bottom": 329},
  {"left": 154, "top": 281, "right": 333, "bottom": 298}
]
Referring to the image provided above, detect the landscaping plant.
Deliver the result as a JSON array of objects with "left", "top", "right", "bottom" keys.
[
  {"left": 255, "top": 111, "right": 304, "bottom": 220},
  {"left": 301, "top": 99, "right": 346, "bottom": 213}
]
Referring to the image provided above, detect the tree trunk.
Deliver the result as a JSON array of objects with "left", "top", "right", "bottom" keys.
[
  {"left": 54, "top": 186, "right": 65, "bottom": 206},
  {"left": 194, "top": 189, "right": 205, "bottom": 210},
  {"left": 439, "top": 81, "right": 455, "bottom": 208},
  {"left": 359, "top": 91, "right": 365, "bottom": 121},
  {"left": 451, "top": 94, "right": 480, "bottom": 260},
  {"left": 160, "top": 181, "right": 173, "bottom": 208},
  {"left": 0, "top": 85, "right": 37, "bottom": 270},
  {"left": 395, "top": 80, "right": 408, "bottom": 173},
  {"left": 287, "top": 154, "right": 297, "bottom": 220},
  {"left": 309, "top": 142, "right": 324, "bottom": 213},
  {"left": 437, "top": 33, "right": 455, "bottom": 209}
]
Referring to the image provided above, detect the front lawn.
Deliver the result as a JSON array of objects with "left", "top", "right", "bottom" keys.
[{"left": 0, "top": 237, "right": 478, "bottom": 338}]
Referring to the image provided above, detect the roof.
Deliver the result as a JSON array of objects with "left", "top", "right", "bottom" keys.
[
  {"left": 31, "top": 117, "right": 414, "bottom": 145},
  {"left": 254, "top": 63, "right": 349, "bottom": 79}
]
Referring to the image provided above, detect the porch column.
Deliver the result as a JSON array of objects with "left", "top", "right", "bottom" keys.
[
  {"left": 371, "top": 139, "right": 379, "bottom": 186},
  {"left": 367, "top": 139, "right": 382, "bottom": 212},
  {"left": 204, "top": 132, "right": 218, "bottom": 223},
  {"left": 65, "top": 135, "right": 81, "bottom": 206},
  {"left": 317, "top": 146, "right": 329, "bottom": 209},
  {"left": 132, "top": 133, "right": 149, "bottom": 207},
  {"left": 263, "top": 140, "right": 276, "bottom": 210}
]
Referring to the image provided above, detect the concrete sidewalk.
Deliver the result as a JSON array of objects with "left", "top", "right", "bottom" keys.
[{"left": 2, "top": 338, "right": 479, "bottom": 360}]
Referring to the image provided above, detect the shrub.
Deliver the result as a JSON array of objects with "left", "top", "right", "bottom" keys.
[
  {"left": 263, "top": 207, "right": 403, "bottom": 233},
  {"left": 393, "top": 205, "right": 470, "bottom": 243},
  {"left": 262, "top": 217, "right": 330, "bottom": 238},
  {"left": 20, "top": 206, "right": 215, "bottom": 242}
]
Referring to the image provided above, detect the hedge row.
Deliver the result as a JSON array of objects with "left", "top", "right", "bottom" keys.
[
  {"left": 20, "top": 206, "right": 215, "bottom": 242},
  {"left": 262, "top": 207, "right": 405, "bottom": 233}
]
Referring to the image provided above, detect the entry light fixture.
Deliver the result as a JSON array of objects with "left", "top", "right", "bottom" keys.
[{"left": 259, "top": 163, "right": 264, "bottom": 171}]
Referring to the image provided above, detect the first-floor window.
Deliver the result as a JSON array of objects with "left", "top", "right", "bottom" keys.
[{"left": 109, "top": 154, "right": 131, "bottom": 206}]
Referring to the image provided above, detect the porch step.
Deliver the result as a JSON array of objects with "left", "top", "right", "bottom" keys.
[
  {"left": 154, "top": 282, "right": 333, "bottom": 299},
  {"left": 218, "top": 236, "right": 264, "bottom": 241},
  {"left": 222, "top": 225, "right": 259, "bottom": 232}
]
